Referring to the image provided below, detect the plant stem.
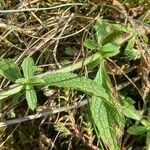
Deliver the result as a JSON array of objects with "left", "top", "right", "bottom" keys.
[
  {"left": 0, "top": 53, "right": 102, "bottom": 99},
  {"left": 38, "top": 32, "right": 133, "bottom": 78},
  {"left": 0, "top": 85, "right": 23, "bottom": 100},
  {"left": 38, "top": 53, "right": 102, "bottom": 77}
]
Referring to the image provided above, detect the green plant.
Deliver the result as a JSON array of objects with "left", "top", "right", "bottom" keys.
[
  {"left": 84, "top": 18, "right": 121, "bottom": 59},
  {"left": 84, "top": 17, "right": 125, "bottom": 150},
  {"left": 0, "top": 57, "right": 112, "bottom": 110},
  {"left": 84, "top": 17, "right": 148, "bottom": 149},
  {"left": 124, "top": 36, "right": 141, "bottom": 60},
  {"left": 0, "top": 17, "right": 148, "bottom": 149}
]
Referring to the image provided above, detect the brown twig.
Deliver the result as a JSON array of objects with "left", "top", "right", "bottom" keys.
[{"left": 69, "top": 114, "right": 98, "bottom": 150}]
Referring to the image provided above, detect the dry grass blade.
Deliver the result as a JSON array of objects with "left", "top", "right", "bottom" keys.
[
  {"left": 0, "top": 3, "right": 84, "bottom": 13},
  {"left": 0, "top": 100, "right": 88, "bottom": 127}
]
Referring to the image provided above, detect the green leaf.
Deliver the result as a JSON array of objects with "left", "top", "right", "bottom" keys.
[
  {"left": 125, "top": 36, "right": 140, "bottom": 60},
  {"left": 87, "top": 58, "right": 101, "bottom": 70},
  {"left": 120, "top": 96, "right": 142, "bottom": 121},
  {"left": 84, "top": 39, "right": 98, "bottom": 50},
  {"left": 0, "top": 85, "right": 23, "bottom": 100},
  {"left": 100, "top": 43, "right": 120, "bottom": 58},
  {"left": 126, "top": 36, "right": 135, "bottom": 50},
  {"left": 65, "top": 47, "right": 78, "bottom": 56},
  {"left": 125, "top": 48, "right": 140, "bottom": 60},
  {"left": 26, "top": 85, "right": 37, "bottom": 110},
  {"left": 42, "top": 72, "right": 112, "bottom": 106},
  {"left": 95, "top": 18, "right": 110, "bottom": 44},
  {"left": 28, "top": 77, "right": 45, "bottom": 85},
  {"left": 15, "top": 78, "right": 27, "bottom": 85},
  {"left": 0, "top": 59, "right": 21, "bottom": 81},
  {"left": 102, "top": 23, "right": 127, "bottom": 45},
  {"left": 111, "top": 23, "right": 128, "bottom": 32},
  {"left": 102, "top": 30, "right": 122, "bottom": 46},
  {"left": 15, "top": 77, "right": 44, "bottom": 85},
  {"left": 21, "top": 57, "right": 34, "bottom": 79},
  {"left": 128, "top": 126, "right": 148, "bottom": 135},
  {"left": 89, "top": 61, "right": 124, "bottom": 150},
  {"left": 12, "top": 92, "right": 22, "bottom": 105},
  {"left": 33, "top": 66, "right": 43, "bottom": 75}
]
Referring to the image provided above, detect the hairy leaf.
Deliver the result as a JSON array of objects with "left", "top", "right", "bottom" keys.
[
  {"left": 128, "top": 126, "right": 148, "bottom": 135},
  {"left": 65, "top": 47, "right": 78, "bottom": 56},
  {"left": 42, "top": 72, "right": 112, "bottom": 105},
  {"left": 111, "top": 23, "right": 128, "bottom": 32},
  {"left": 89, "top": 61, "right": 124, "bottom": 150},
  {"left": 15, "top": 78, "right": 27, "bottom": 85},
  {"left": 21, "top": 57, "right": 34, "bottom": 79},
  {"left": 16, "top": 77, "right": 44, "bottom": 85},
  {"left": 28, "top": 77, "right": 45, "bottom": 85},
  {"left": 100, "top": 43, "right": 120, "bottom": 58},
  {"left": 26, "top": 85, "right": 37, "bottom": 110},
  {"left": 33, "top": 66, "right": 43, "bottom": 75},
  {"left": 120, "top": 96, "right": 142, "bottom": 121},
  {"left": 102, "top": 30, "right": 122, "bottom": 46},
  {"left": 0, "top": 59, "right": 21, "bottom": 81},
  {"left": 125, "top": 36, "right": 140, "bottom": 60},
  {"left": 95, "top": 18, "right": 110, "bottom": 44},
  {"left": 84, "top": 39, "right": 98, "bottom": 50}
]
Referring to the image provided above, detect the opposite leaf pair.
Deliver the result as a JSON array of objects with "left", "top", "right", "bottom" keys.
[
  {"left": 84, "top": 18, "right": 121, "bottom": 59},
  {"left": 15, "top": 58, "right": 44, "bottom": 110},
  {"left": 0, "top": 57, "right": 43, "bottom": 110},
  {"left": 0, "top": 57, "right": 112, "bottom": 110}
]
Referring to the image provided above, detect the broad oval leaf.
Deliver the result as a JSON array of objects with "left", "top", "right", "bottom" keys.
[
  {"left": 21, "top": 57, "right": 34, "bottom": 79},
  {"left": 128, "top": 126, "right": 148, "bottom": 135},
  {"left": 99, "top": 43, "right": 120, "bottom": 58},
  {"left": 65, "top": 47, "right": 78, "bottom": 56},
  {"left": 0, "top": 59, "right": 22, "bottom": 81},
  {"left": 89, "top": 61, "right": 124, "bottom": 150},
  {"left": 26, "top": 85, "right": 37, "bottom": 110},
  {"left": 102, "top": 30, "right": 122, "bottom": 46},
  {"left": 84, "top": 39, "right": 98, "bottom": 50},
  {"left": 120, "top": 97, "right": 142, "bottom": 121},
  {"left": 95, "top": 18, "right": 110, "bottom": 44},
  {"left": 125, "top": 48, "right": 141, "bottom": 60}
]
